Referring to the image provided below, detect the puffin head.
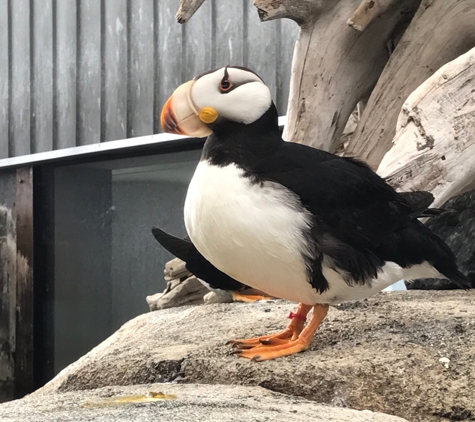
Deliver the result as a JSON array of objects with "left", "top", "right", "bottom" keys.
[{"left": 160, "top": 66, "right": 272, "bottom": 137}]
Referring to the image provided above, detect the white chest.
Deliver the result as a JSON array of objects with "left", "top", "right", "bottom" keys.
[{"left": 184, "top": 160, "right": 318, "bottom": 304}]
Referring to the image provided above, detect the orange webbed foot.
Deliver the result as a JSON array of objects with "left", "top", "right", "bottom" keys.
[
  {"left": 228, "top": 303, "right": 311, "bottom": 349},
  {"left": 232, "top": 338, "right": 310, "bottom": 361},
  {"left": 229, "top": 304, "right": 329, "bottom": 362}
]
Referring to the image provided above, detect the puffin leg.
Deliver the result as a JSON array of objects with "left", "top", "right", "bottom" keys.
[
  {"left": 231, "top": 291, "right": 273, "bottom": 302},
  {"left": 228, "top": 303, "right": 312, "bottom": 349},
  {"left": 232, "top": 304, "right": 329, "bottom": 361}
]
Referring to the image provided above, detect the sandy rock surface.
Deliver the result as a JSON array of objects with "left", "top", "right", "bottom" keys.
[
  {"left": 0, "top": 383, "right": 408, "bottom": 422},
  {"left": 32, "top": 291, "right": 475, "bottom": 421}
]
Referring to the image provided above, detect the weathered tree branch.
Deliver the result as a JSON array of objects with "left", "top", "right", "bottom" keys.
[
  {"left": 280, "top": 0, "right": 419, "bottom": 151},
  {"left": 346, "top": 0, "right": 475, "bottom": 168},
  {"left": 253, "top": 0, "right": 332, "bottom": 24},
  {"left": 176, "top": 0, "right": 206, "bottom": 24},
  {"left": 347, "top": 0, "right": 394, "bottom": 32},
  {"left": 377, "top": 47, "right": 475, "bottom": 207}
]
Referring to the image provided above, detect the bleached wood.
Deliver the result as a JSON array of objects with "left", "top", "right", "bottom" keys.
[
  {"left": 147, "top": 276, "right": 209, "bottom": 311},
  {"left": 346, "top": 0, "right": 475, "bottom": 168},
  {"left": 176, "top": 0, "right": 206, "bottom": 24},
  {"left": 259, "top": 0, "right": 418, "bottom": 151},
  {"left": 164, "top": 257, "right": 189, "bottom": 279},
  {"left": 347, "top": 0, "right": 394, "bottom": 32},
  {"left": 377, "top": 47, "right": 475, "bottom": 207}
]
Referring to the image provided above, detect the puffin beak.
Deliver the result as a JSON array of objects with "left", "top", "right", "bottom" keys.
[{"left": 160, "top": 80, "right": 214, "bottom": 137}]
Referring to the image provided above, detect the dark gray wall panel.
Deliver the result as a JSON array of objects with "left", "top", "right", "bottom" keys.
[
  {"left": 10, "top": 0, "right": 31, "bottom": 157},
  {"left": 128, "top": 0, "right": 154, "bottom": 138},
  {"left": 103, "top": 0, "right": 128, "bottom": 141},
  {"left": 277, "top": 19, "right": 299, "bottom": 116},
  {"left": 215, "top": 0, "right": 245, "bottom": 67},
  {"left": 0, "top": 0, "right": 9, "bottom": 159},
  {"left": 183, "top": 0, "right": 213, "bottom": 81},
  {"left": 156, "top": 1, "right": 183, "bottom": 131},
  {"left": 246, "top": 0, "right": 278, "bottom": 103},
  {"left": 32, "top": 0, "right": 54, "bottom": 153},
  {"left": 77, "top": 0, "right": 102, "bottom": 145},
  {"left": 55, "top": 0, "right": 78, "bottom": 150},
  {"left": 0, "top": 0, "right": 299, "bottom": 158}
]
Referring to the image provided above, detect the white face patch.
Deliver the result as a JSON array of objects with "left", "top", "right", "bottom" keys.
[{"left": 191, "top": 68, "right": 272, "bottom": 125}]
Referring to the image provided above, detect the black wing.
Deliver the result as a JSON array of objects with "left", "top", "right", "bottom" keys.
[
  {"left": 250, "top": 142, "right": 467, "bottom": 287},
  {"left": 151, "top": 227, "right": 248, "bottom": 291},
  {"left": 251, "top": 143, "right": 422, "bottom": 249}
]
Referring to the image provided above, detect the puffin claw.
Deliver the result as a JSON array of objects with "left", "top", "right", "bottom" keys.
[{"left": 235, "top": 344, "right": 255, "bottom": 350}]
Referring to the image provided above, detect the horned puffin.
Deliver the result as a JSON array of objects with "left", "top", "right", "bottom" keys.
[
  {"left": 160, "top": 66, "right": 469, "bottom": 361},
  {"left": 151, "top": 227, "right": 270, "bottom": 302}
]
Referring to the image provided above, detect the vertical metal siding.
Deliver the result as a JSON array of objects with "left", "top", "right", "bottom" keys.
[
  {"left": 103, "top": 0, "right": 128, "bottom": 141},
  {"left": 54, "top": 0, "right": 78, "bottom": 150},
  {"left": 156, "top": 2, "right": 183, "bottom": 135},
  {"left": 77, "top": 0, "right": 102, "bottom": 146},
  {"left": 128, "top": 0, "right": 155, "bottom": 138},
  {"left": 215, "top": 1, "right": 245, "bottom": 67},
  {"left": 32, "top": 0, "right": 54, "bottom": 154},
  {"left": 0, "top": 0, "right": 9, "bottom": 158},
  {"left": 1, "top": 0, "right": 299, "bottom": 158},
  {"left": 11, "top": 0, "right": 31, "bottom": 157},
  {"left": 246, "top": 0, "right": 278, "bottom": 101}
]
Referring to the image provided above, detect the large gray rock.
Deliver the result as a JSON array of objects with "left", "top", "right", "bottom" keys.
[
  {"left": 0, "top": 383, "right": 407, "bottom": 422},
  {"left": 33, "top": 291, "right": 475, "bottom": 422},
  {"left": 408, "top": 189, "right": 475, "bottom": 290}
]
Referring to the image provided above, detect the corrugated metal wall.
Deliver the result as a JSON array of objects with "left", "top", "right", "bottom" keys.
[{"left": 0, "top": 0, "right": 299, "bottom": 159}]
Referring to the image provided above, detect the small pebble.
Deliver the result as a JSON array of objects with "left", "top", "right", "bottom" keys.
[{"left": 439, "top": 357, "right": 450, "bottom": 368}]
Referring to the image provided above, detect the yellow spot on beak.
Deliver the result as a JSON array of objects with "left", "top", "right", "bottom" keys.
[{"left": 199, "top": 107, "right": 218, "bottom": 124}]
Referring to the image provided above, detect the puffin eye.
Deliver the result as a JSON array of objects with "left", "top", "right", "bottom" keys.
[{"left": 219, "top": 77, "right": 233, "bottom": 93}]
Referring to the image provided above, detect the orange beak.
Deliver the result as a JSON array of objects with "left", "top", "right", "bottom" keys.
[
  {"left": 160, "top": 96, "right": 184, "bottom": 134},
  {"left": 160, "top": 80, "right": 213, "bottom": 138}
]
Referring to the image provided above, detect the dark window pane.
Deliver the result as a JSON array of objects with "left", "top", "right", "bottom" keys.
[{"left": 52, "top": 149, "right": 201, "bottom": 373}]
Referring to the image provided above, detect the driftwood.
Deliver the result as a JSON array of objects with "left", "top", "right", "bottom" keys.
[
  {"left": 147, "top": 258, "right": 234, "bottom": 310},
  {"left": 176, "top": 0, "right": 206, "bottom": 24},
  {"left": 146, "top": 275, "right": 209, "bottom": 311},
  {"left": 346, "top": 0, "right": 475, "bottom": 168},
  {"left": 164, "top": 257, "right": 188, "bottom": 280},
  {"left": 147, "top": 258, "right": 207, "bottom": 310},
  {"left": 149, "top": 255, "right": 276, "bottom": 310},
  {"left": 377, "top": 46, "right": 475, "bottom": 208},
  {"left": 347, "top": 0, "right": 395, "bottom": 32},
  {"left": 256, "top": 0, "right": 420, "bottom": 152}
]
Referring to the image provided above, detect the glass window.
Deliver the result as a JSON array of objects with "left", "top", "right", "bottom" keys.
[{"left": 51, "top": 148, "right": 201, "bottom": 373}]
